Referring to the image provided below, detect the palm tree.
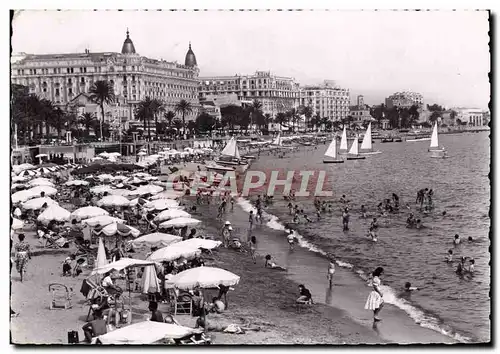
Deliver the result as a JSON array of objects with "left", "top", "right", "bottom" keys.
[
  {"left": 50, "top": 107, "right": 66, "bottom": 141},
  {"left": 249, "top": 100, "right": 263, "bottom": 130},
  {"left": 299, "top": 105, "right": 313, "bottom": 131},
  {"left": 89, "top": 80, "right": 115, "bottom": 140},
  {"left": 135, "top": 97, "right": 156, "bottom": 145},
  {"left": 151, "top": 98, "right": 164, "bottom": 140},
  {"left": 174, "top": 99, "right": 193, "bottom": 135},
  {"left": 164, "top": 110, "right": 176, "bottom": 128},
  {"left": 79, "top": 112, "right": 96, "bottom": 137},
  {"left": 275, "top": 112, "right": 287, "bottom": 126}
]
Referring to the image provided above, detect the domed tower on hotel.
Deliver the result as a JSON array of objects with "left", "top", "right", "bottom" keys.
[
  {"left": 184, "top": 42, "right": 197, "bottom": 67},
  {"left": 121, "top": 29, "right": 136, "bottom": 54}
]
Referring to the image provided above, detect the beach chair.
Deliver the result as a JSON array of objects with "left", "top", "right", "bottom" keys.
[
  {"left": 49, "top": 283, "right": 73, "bottom": 310},
  {"left": 82, "top": 279, "right": 109, "bottom": 321},
  {"left": 172, "top": 292, "right": 193, "bottom": 316}
]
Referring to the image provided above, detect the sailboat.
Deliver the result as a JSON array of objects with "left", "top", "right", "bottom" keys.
[
  {"left": 214, "top": 137, "right": 250, "bottom": 172},
  {"left": 323, "top": 135, "right": 344, "bottom": 164},
  {"left": 270, "top": 132, "right": 295, "bottom": 150},
  {"left": 338, "top": 126, "right": 349, "bottom": 154},
  {"left": 346, "top": 135, "right": 366, "bottom": 160},
  {"left": 359, "top": 123, "right": 382, "bottom": 155},
  {"left": 428, "top": 122, "right": 448, "bottom": 158}
]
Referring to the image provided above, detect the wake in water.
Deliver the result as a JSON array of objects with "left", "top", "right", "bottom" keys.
[{"left": 236, "top": 197, "right": 471, "bottom": 343}]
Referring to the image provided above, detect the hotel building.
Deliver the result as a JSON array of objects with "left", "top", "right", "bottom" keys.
[{"left": 298, "top": 80, "right": 350, "bottom": 121}]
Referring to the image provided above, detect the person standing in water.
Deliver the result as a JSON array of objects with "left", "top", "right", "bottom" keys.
[
  {"left": 287, "top": 230, "right": 295, "bottom": 251},
  {"left": 445, "top": 249, "right": 453, "bottom": 263},
  {"left": 327, "top": 262, "right": 336, "bottom": 287},
  {"left": 454, "top": 234, "right": 460, "bottom": 245},
  {"left": 361, "top": 205, "right": 367, "bottom": 218},
  {"left": 342, "top": 208, "right": 350, "bottom": 231},
  {"left": 365, "top": 267, "right": 385, "bottom": 322}
]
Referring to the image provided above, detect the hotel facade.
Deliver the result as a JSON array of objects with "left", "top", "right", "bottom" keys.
[
  {"left": 298, "top": 80, "right": 350, "bottom": 121},
  {"left": 10, "top": 30, "right": 201, "bottom": 125}
]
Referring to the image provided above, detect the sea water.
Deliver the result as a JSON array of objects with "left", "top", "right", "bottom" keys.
[{"left": 242, "top": 132, "right": 490, "bottom": 343}]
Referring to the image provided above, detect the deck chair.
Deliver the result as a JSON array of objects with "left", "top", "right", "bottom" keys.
[
  {"left": 82, "top": 278, "right": 109, "bottom": 321},
  {"left": 172, "top": 292, "right": 193, "bottom": 316}
]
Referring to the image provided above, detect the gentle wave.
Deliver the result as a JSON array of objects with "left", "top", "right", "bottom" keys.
[{"left": 236, "top": 196, "right": 471, "bottom": 343}]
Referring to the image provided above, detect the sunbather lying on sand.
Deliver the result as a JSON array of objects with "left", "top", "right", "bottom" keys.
[{"left": 264, "top": 255, "right": 286, "bottom": 270}]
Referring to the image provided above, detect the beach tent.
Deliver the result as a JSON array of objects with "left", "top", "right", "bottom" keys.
[
  {"left": 129, "top": 233, "right": 182, "bottom": 249},
  {"left": 170, "top": 267, "right": 240, "bottom": 290}
]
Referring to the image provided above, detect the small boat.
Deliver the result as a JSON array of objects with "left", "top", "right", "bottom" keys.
[
  {"left": 394, "top": 137, "right": 403, "bottom": 142},
  {"left": 346, "top": 136, "right": 366, "bottom": 160},
  {"left": 338, "top": 126, "right": 349, "bottom": 154},
  {"left": 428, "top": 122, "right": 447, "bottom": 157},
  {"left": 381, "top": 137, "right": 394, "bottom": 143},
  {"left": 322, "top": 135, "right": 344, "bottom": 164},
  {"left": 215, "top": 137, "right": 249, "bottom": 173},
  {"left": 359, "top": 123, "right": 382, "bottom": 155}
]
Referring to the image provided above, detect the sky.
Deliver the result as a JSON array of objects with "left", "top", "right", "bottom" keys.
[{"left": 11, "top": 9, "right": 490, "bottom": 109}]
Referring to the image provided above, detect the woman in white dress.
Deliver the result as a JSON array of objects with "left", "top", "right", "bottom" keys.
[{"left": 365, "top": 267, "right": 385, "bottom": 321}]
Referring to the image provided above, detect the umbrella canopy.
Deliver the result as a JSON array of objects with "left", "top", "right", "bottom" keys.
[
  {"left": 129, "top": 185, "right": 163, "bottom": 196},
  {"left": 132, "top": 172, "right": 151, "bottom": 178},
  {"left": 12, "top": 175, "right": 28, "bottom": 183},
  {"left": 91, "top": 258, "right": 156, "bottom": 276},
  {"left": 64, "top": 180, "right": 90, "bottom": 187},
  {"left": 95, "top": 237, "right": 108, "bottom": 271},
  {"left": 12, "top": 163, "right": 35, "bottom": 174},
  {"left": 11, "top": 183, "right": 27, "bottom": 190},
  {"left": 81, "top": 215, "right": 125, "bottom": 227},
  {"left": 97, "top": 195, "right": 131, "bottom": 208},
  {"left": 28, "top": 178, "right": 54, "bottom": 187},
  {"left": 171, "top": 267, "right": 240, "bottom": 290},
  {"left": 137, "top": 151, "right": 147, "bottom": 156},
  {"left": 150, "top": 190, "right": 183, "bottom": 200},
  {"left": 71, "top": 206, "right": 109, "bottom": 220},
  {"left": 97, "top": 174, "right": 115, "bottom": 181},
  {"left": 176, "top": 238, "right": 222, "bottom": 251},
  {"left": 11, "top": 218, "right": 24, "bottom": 230},
  {"left": 107, "top": 189, "right": 133, "bottom": 197},
  {"left": 129, "top": 233, "right": 182, "bottom": 249},
  {"left": 37, "top": 204, "right": 71, "bottom": 224},
  {"left": 11, "top": 190, "right": 37, "bottom": 204},
  {"left": 94, "top": 222, "right": 140, "bottom": 238},
  {"left": 125, "top": 177, "right": 146, "bottom": 185},
  {"left": 159, "top": 217, "right": 201, "bottom": 228},
  {"left": 26, "top": 186, "right": 58, "bottom": 197},
  {"left": 96, "top": 321, "right": 197, "bottom": 345},
  {"left": 90, "top": 185, "right": 114, "bottom": 195},
  {"left": 17, "top": 169, "right": 39, "bottom": 177},
  {"left": 22, "top": 197, "right": 58, "bottom": 210},
  {"left": 34, "top": 167, "right": 54, "bottom": 175},
  {"left": 154, "top": 209, "right": 191, "bottom": 222},
  {"left": 147, "top": 244, "right": 201, "bottom": 263},
  {"left": 35, "top": 153, "right": 48, "bottom": 158},
  {"left": 141, "top": 265, "right": 161, "bottom": 294},
  {"left": 112, "top": 175, "right": 128, "bottom": 181},
  {"left": 144, "top": 199, "right": 179, "bottom": 211}
]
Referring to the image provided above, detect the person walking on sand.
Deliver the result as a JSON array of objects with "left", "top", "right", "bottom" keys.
[
  {"left": 249, "top": 236, "right": 257, "bottom": 264},
  {"left": 287, "top": 230, "right": 295, "bottom": 251},
  {"left": 14, "top": 234, "right": 31, "bottom": 282},
  {"left": 365, "top": 267, "right": 385, "bottom": 322},
  {"left": 327, "top": 262, "right": 336, "bottom": 287}
]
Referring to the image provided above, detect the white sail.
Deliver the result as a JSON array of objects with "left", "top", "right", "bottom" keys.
[
  {"left": 339, "top": 126, "right": 348, "bottom": 150},
  {"left": 324, "top": 137, "right": 337, "bottom": 159},
  {"left": 272, "top": 133, "right": 282, "bottom": 146},
  {"left": 360, "top": 123, "right": 372, "bottom": 151},
  {"left": 348, "top": 136, "right": 359, "bottom": 155},
  {"left": 221, "top": 137, "right": 241, "bottom": 159},
  {"left": 430, "top": 122, "right": 439, "bottom": 148}
]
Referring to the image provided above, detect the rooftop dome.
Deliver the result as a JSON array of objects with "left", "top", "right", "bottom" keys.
[
  {"left": 121, "top": 29, "right": 136, "bottom": 55},
  {"left": 184, "top": 42, "right": 197, "bottom": 67}
]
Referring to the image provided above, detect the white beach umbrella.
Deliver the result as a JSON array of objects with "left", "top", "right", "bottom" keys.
[
  {"left": 112, "top": 175, "right": 128, "bottom": 181},
  {"left": 107, "top": 189, "right": 133, "bottom": 197},
  {"left": 143, "top": 176, "right": 159, "bottom": 181},
  {"left": 150, "top": 190, "right": 183, "bottom": 200},
  {"left": 35, "top": 153, "right": 48, "bottom": 158},
  {"left": 91, "top": 258, "right": 156, "bottom": 276},
  {"left": 71, "top": 206, "right": 109, "bottom": 220},
  {"left": 17, "top": 169, "right": 38, "bottom": 177},
  {"left": 11, "top": 190, "right": 37, "bottom": 204},
  {"left": 147, "top": 244, "right": 201, "bottom": 263},
  {"left": 125, "top": 177, "right": 145, "bottom": 185},
  {"left": 28, "top": 178, "right": 55, "bottom": 187},
  {"left": 99, "top": 152, "right": 110, "bottom": 157},
  {"left": 12, "top": 163, "right": 35, "bottom": 174},
  {"left": 90, "top": 185, "right": 114, "bottom": 194},
  {"left": 154, "top": 209, "right": 191, "bottom": 222},
  {"left": 27, "top": 186, "right": 58, "bottom": 197},
  {"left": 65, "top": 180, "right": 90, "bottom": 187},
  {"left": 128, "top": 198, "right": 149, "bottom": 207},
  {"left": 97, "top": 195, "right": 131, "bottom": 208},
  {"left": 170, "top": 267, "right": 240, "bottom": 290},
  {"left": 159, "top": 217, "right": 201, "bottom": 228},
  {"left": 144, "top": 199, "right": 179, "bottom": 211},
  {"left": 176, "top": 238, "right": 222, "bottom": 251},
  {"left": 137, "top": 151, "right": 147, "bottom": 156},
  {"left": 34, "top": 167, "right": 54, "bottom": 175},
  {"left": 129, "top": 232, "right": 182, "bottom": 249},
  {"left": 12, "top": 175, "right": 28, "bottom": 183},
  {"left": 97, "top": 174, "right": 115, "bottom": 181},
  {"left": 108, "top": 152, "right": 121, "bottom": 157},
  {"left": 81, "top": 215, "right": 124, "bottom": 227},
  {"left": 129, "top": 184, "right": 163, "bottom": 196},
  {"left": 22, "top": 197, "right": 58, "bottom": 210},
  {"left": 133, "top": 172, "right": 151, "bottom": 178},
  {"left": 94, "top": 222, "right": 140, "bottom": 238},
  {"left": 11, "top": 218, "right": 24, "bottom": 230},
  {"left": 95, "top": 237, "right": 109, "bottom": 272},
  {"left": 92, "top": 157, "right": 103, "bottom": 161},
  {"left": 11, "top": 183, "right": 27, "bottom": 190},
  {"left": 37, "top": 204, "right": 71, "bottom": 225}
]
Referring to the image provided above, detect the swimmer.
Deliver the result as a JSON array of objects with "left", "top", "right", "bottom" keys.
[
  {"left": 468, "top": 259, "right": 475, "bottom": 273},
  {"left": 327, "top": 262, "right": 335, "bottom": 287},
  {"left": 445, "top": 249, "right": 453, "bottom": 263},
  {"left": 361, "top": 205, "right": 367, "bottom": 218},
  {"left": 456, "top": 256, "right": 467, "bottom": 275},
  {"left": 454, "top": 234, "right": 460, "bottom": 245},
  {"left": 415, "top": 219, "right": 422, "bottom": 229},
  {"left": 442, "top": 211, "right": 447, "bottom": 216},
  {"left": 303, "top": 214, "right": 312, "bottom": 223},
  {"left": 468, "top": 236, "right": 473, "bottom": 243},
  {"left": 406, "top": 213, "right": 416, "bottom": 228},
  {"left": 367, "top": 227, "right": 378, "bottom": 242},
  {"left": 404, "top": 282, "right": 419, "bottom": 292}
]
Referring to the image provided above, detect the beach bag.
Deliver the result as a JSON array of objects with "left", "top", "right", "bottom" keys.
[{"left": 67, "top": 330, "right": 79, "bottom": 344}]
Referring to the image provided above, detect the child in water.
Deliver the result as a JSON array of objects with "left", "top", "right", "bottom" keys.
[
  {"left": 361, "top": 205, "right": 367, "bottom": 218},
  {"left": 445, "top": 249, "right": 453, "bottom": 263},
  {"left": 404, "top": 282, "right": 419, "bottom": 292},
  {"left": 415, "top": 219, "right": 422, "bottom": 229},
  {"left": 454, "top": 234, "right": 460, "bottom": 245},
  {"left": 468, "top": 258, "right": 475, "bottom": 273},
  {"left": 367, "top": 227, "right": 378, "bottom": 242},
  {"left": 468, "top": 236, "right": 473, "bottom": 243}
]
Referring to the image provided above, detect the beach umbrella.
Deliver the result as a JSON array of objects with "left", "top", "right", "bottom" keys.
[
  {"left": 107, "top": 189, "right": 132, "bottom": 197},
  {"left": 97, "top": 174, "right": 115, "bottom": 181},
  {"left": 143, "top": 176, "right": 159, "bottom": 181},
  {"left": 91, "top": 258, "right": 156, "bottom": 276},
  {"left": 129, "top": 232, "right": 182, "bottom": 249},
  {"left": 34, "top": 167, "right": 54, "bottom": 175},
  {"left": 137, "top": 151, "right": 147, "bottom": 156},
  {"left": 154, "top": 209, "right": 191, "bottom": 222},
  {"left": 132, "top": 172, "right": 151, "bottom": 178},
  {"left": 111, "top": 175, "right": 128, "bottom": 181},
  {"left": 22, "top": 197, "right": 58, "bottom": 210},
  {"left": 92, "top": 157, "right": 104, "bottom": 161},
  {"left": 90, "top": 185, "right": 114, "bottom": 195},
  {"left": 129, "top": 197, "right": 149, "bottom": 207},
  {"left": 129, "top": 185, "right": 163, "bottom": 196},
  {"left": 12, "top": 163, "right": 35, "bottom": 174},
  {"left": 140, "top": 264, "right": 161, "bottom": 294},
  {"left": 11, "top": 183, "right": 27, "bottom": 190},
  {"left": 170, "top": 267, "right": 240, "bottom": 290},
  {"left": 99, "top": 152, "right": 110, "bottom": 158},
  {"left": 12, "top": 175, "right": 28, "bottom": 183},
  {"left": 94, "top": 222, "right": 140, "bottom": 238},
  {"left": 11, "top": 190, "right": 37, "bottom": 204},
  {"left": 144, "top": 199, "right": 179, "bottom": 211},
  {"left": 95, "top": 237, "right": 109, "bottom": 272},
  {"left": 28, "top": 178, "right": 55, "bottom": 187},
  {"left": 125, "top": 177, "right": 145, "bottom": 185},
  {"left": 71, "top": 206, "right": 109, "bottom": 220},
  {"left": 11, "top": 218, "right": 24, "bottom": 230},
  {"left": 37, "top": 204, "right": 71, "bottom": 225},
  {"left": 97, "top": 195, "right": 131, "bottom": 208},
  {"left": 64, "top": 180, "right": 90, "bottom": 187},
  {"left": 108, "top": 152, "right": 121, "bottom": 157},
  {"left": 81, "top": 215, "right": 124, "bottom": 227},
  {"left": 147, "top": 244, "right": 201, "bottom": 263},
  {"left": 150, "top": 190, "right": 183, "bottom": 200},
  {"left": 17, "top": 169, "right": 39, "bottom": 177},
  {"left": 160, "top": 217, "right": 201, "bottom": 228},
  {"left": 27, "top": 186, "right": 58, "bottom": 197},
  {"left": 35, "top": 153, "right": 48, "bottom": 158},
  {"left": 176, "top": 238, "right": 222, "bottom": 251}
]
